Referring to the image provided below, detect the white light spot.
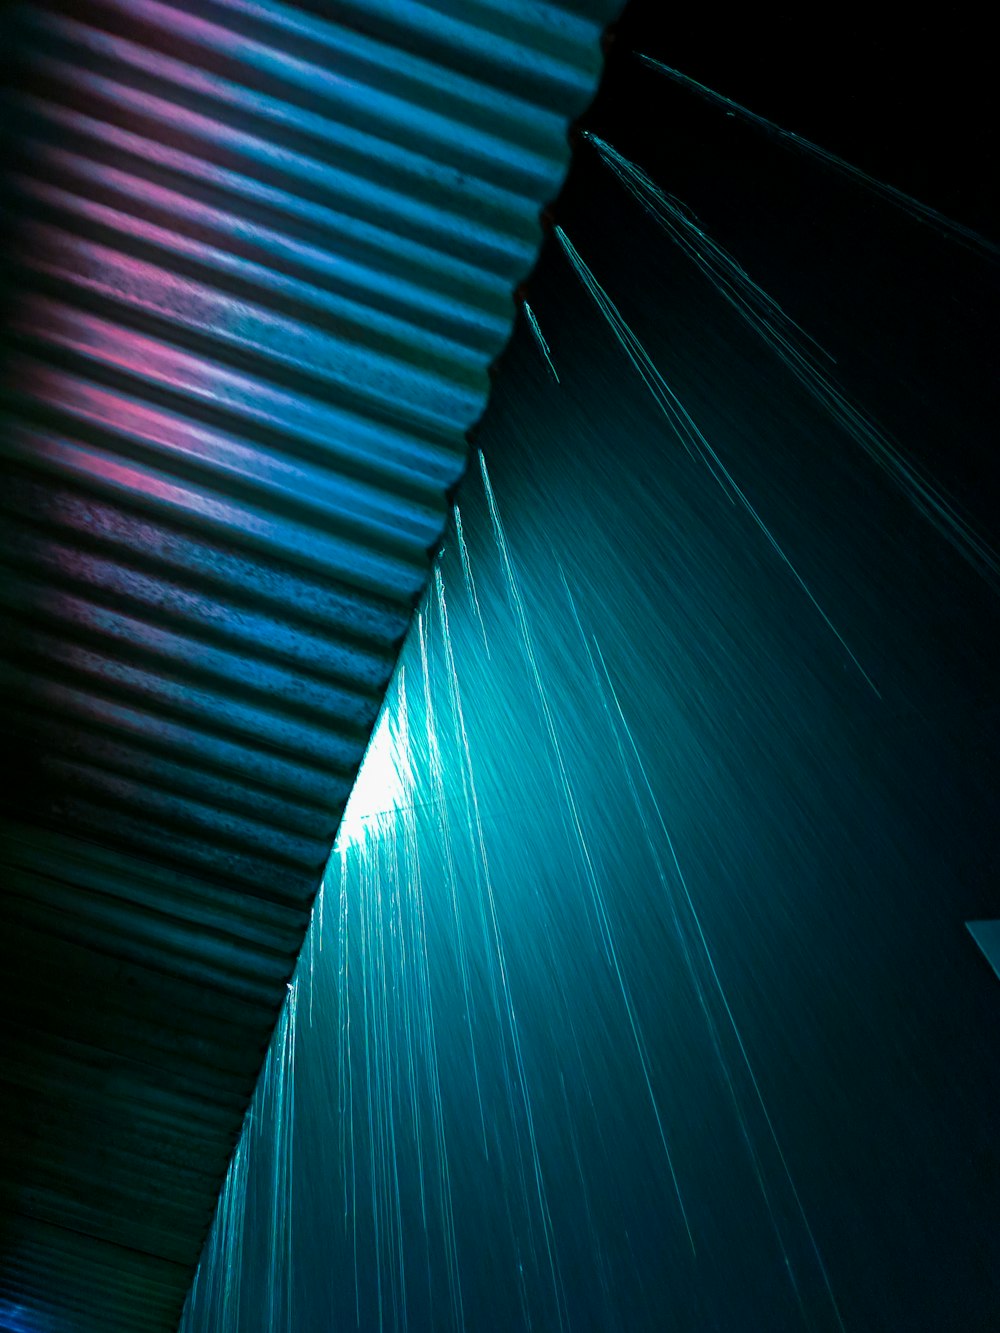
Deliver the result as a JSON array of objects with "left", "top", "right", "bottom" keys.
[{"left": 336, "top": 704, "right": 412, "bottom": 848}]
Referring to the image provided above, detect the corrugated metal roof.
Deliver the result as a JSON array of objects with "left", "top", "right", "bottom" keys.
[{"left": 0, "top": 2, "right": 620, "bottom": 1328}]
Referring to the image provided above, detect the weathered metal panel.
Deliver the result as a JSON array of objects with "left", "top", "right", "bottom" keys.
[{"left": 0, "top": 2, "right": 619, "bottom": 1328}]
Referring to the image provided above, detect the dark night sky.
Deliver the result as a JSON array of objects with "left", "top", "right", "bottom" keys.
[
  {"left": 604, "top": 7, "right": 998, "bottom": 238},
  {"left": 512, "top": 3, "right": 1000, "bottom": 555}
]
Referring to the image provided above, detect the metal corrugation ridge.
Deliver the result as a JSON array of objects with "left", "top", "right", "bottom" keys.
[{"left": 0, "top": 2, "right": 621, "bottom": 1329}]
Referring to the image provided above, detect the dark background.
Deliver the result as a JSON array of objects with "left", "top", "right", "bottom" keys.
[
  {"left": 603, "top": 6, "right": 998, "bottom": 237},
  {"left": 471, "top": 7, "right": 999, "bottom": 1330}
]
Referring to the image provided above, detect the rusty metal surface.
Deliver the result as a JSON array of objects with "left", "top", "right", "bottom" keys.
[{"left": 0, "top": 2, "right": 619, "bottom": 1327}]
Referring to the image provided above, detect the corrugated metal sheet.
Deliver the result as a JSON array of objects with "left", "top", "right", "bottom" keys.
[{"left": 0, "top": 2, "right": 620, "bottom": 1328}]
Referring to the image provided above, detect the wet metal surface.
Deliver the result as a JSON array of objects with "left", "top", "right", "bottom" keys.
[{"left": 0, "top": 3, "right": 618, "bottom": 1328}]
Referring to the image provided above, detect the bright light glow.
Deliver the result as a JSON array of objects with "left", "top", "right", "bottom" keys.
[{"left": 336, "top": 700, "right": 412, "bottom": 848}]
